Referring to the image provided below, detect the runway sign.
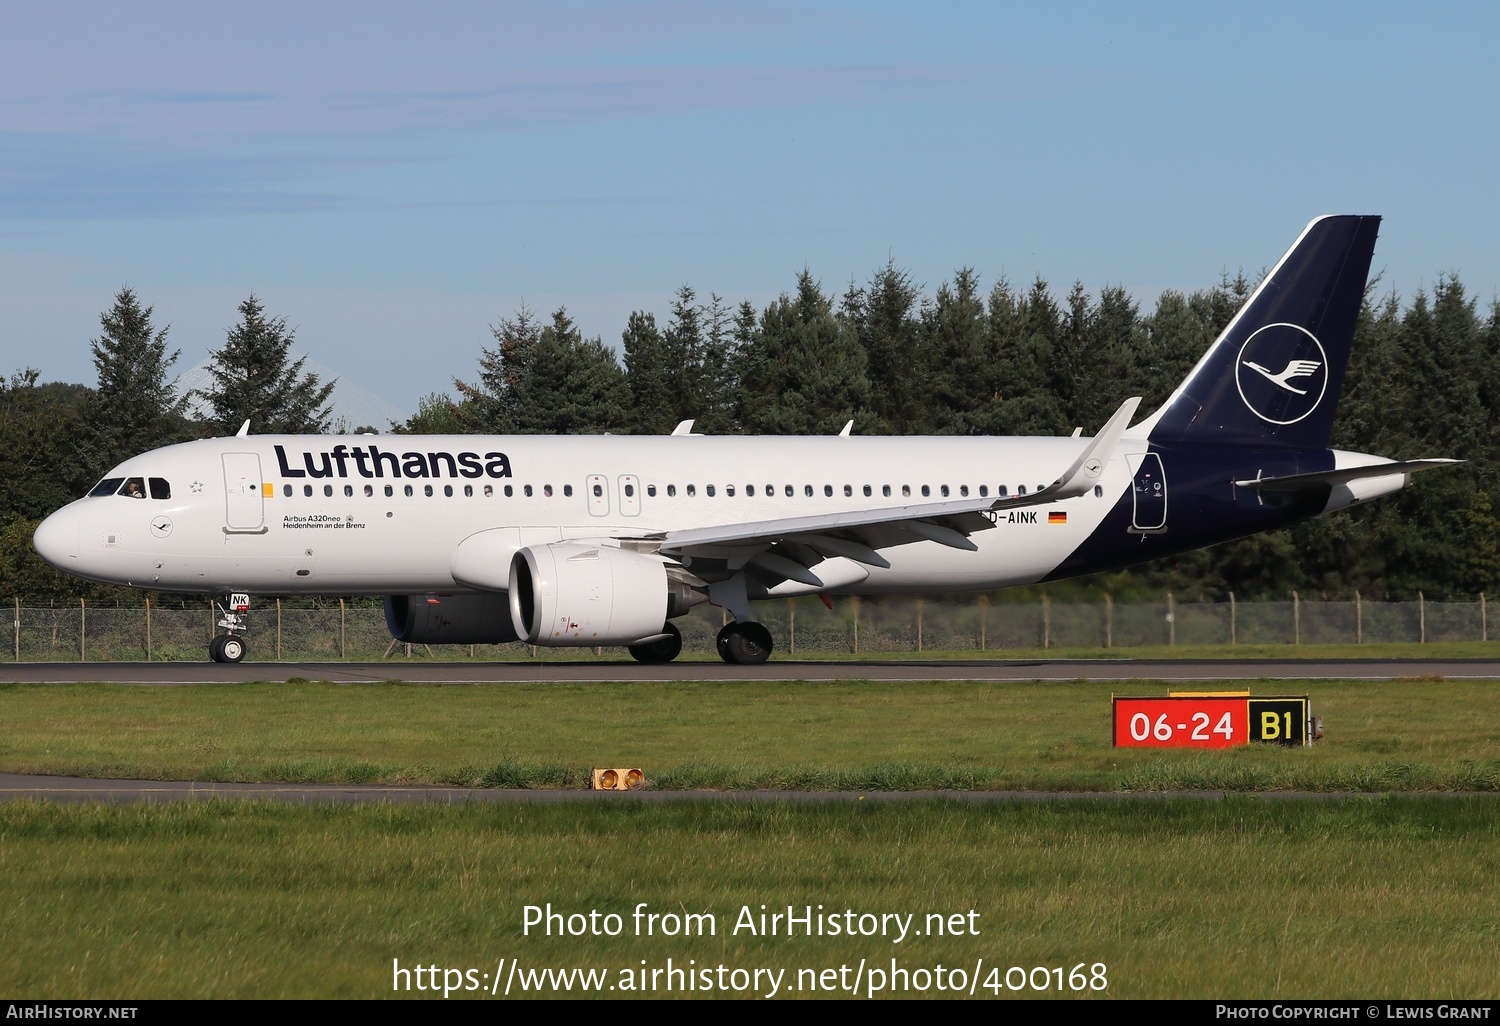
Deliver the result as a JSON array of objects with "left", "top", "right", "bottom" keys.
[{"left": 1113, "top": 693, "right": 1312, "bottom": 748}]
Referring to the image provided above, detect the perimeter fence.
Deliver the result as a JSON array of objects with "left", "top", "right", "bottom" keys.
[{"left": 5, "top": 592, "right": 1494, "bottom": 661}]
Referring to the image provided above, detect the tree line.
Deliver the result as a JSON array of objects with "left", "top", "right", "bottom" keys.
[{"left": 3, "top": 264, "right": 1497, "bottom": 604}]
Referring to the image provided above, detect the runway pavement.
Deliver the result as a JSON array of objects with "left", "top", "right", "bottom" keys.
[{"left": 1, "top": 657, "right": 1498, "bottom": 684}]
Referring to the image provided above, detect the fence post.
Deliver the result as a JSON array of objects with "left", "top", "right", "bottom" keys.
[
  {"left": 1293, "top": 590, "right": 1300, "bottom": 646},
  {"left": 1355, "top": 590, "right": 1362, "bottom": 644},
  {"left": 1229, "top": 591, "right": 1236, "bottom": 646},
  {"left": 276, "top": 597, "right": 283, "bottom": 660},
  {"left": 917, "top": 598, "right": 924, "bottom": 653},
  {"left": 1167, "top": 592, "right": 1175, "bottom": 647},
  {"left": 1105, "top": 593, "right": 1113, "bottom": 649},
  {"left": 1482, "top": 592, "right": 1487, "bottom": 643},
  {"left": 340, "top": 598, "right": 347, "bottom": 659},
  {"left": 145, "top": 596, "right": 152, "bottom": 661},
  {"left": 1419, "top": 591, "right": 1425, "bottom": 644},
  {"left": 13, "top": 597, "right": 18, "bottom": 662},
  {"left": 852, "top": 596, "right": 859, "bottom": 654},
  {"left": 979, "top": 594, "right": 987, "bottom": 651},
  {"left": 788, "top": 599, "right": 796, "bottom": 655},
  {"left": 80, "top": 597, "right": 86, "bottom": 661}
]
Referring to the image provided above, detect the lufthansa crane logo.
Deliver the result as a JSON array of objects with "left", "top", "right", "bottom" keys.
[{"left": 1234, "top": 323, "right": 1328, "bottom": 425}]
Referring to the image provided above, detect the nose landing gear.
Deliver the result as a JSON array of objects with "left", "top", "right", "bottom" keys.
[{"left": 209, "top": 593, "right": 250, "bottom": 663}]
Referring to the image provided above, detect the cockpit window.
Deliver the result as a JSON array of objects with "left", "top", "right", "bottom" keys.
[
  {"left": 119, "top": 477, "right": 147, "bottom": 499},
  {"left": 89, "top": 477, "right": 124, "bottom": 497},
  {"left": 149, "top": 478, "right": 170, "bottom": 500}
]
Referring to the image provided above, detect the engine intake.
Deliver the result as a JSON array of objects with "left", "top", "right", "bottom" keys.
[{"left": 509, "top": 543, "right": 702, "bottom": 646}]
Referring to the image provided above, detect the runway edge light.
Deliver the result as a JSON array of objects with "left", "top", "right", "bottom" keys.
[{"left": 592, "top": 768, "right": 645, "bottom": 791}]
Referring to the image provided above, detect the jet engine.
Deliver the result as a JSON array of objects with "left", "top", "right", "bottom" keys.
[
  {"left": 383, "top": 592, "right": 520, "bottom": 645},
  {"left": 509, "top": 543, "right": 704, "bottom": 646}
]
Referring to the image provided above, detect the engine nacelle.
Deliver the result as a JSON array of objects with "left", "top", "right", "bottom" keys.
[
  {"left": 384, "top": 593, "right": 519, "bottom": 645},
  {"left": 509, "top": 543, "right": 701, "bottom": 646}
]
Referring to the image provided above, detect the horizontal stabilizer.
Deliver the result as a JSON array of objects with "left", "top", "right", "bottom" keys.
[{"left": 1234, "top": 459, "right": 1461, "bottom": 492}]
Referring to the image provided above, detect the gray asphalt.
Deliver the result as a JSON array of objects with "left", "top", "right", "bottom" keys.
[{"left": 1, "top": 657, "right": 1498, "bottom": 684}]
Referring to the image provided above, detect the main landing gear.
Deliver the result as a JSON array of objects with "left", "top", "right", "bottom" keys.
[
  {"left": 628, "top": 622, "right": 683, "bottom": 664},
  {"left": 716, "top": 621, "right": 773, "bottom": 665},
  {"left": 209, "top": 593, "right": 250, "bottom": 663}
]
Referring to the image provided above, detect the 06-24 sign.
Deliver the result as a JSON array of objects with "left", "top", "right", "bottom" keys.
[{"left": 1112, "top": 694, "right": 1310, "bottom": 748}]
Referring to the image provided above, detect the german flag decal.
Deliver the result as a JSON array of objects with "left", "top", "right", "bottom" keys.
[{"left": 1048, "top": 511, "right": 1067, "bottom": 525}]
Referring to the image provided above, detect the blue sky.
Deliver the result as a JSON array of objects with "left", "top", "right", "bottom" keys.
[{"left": 3, "top": 1, "right": 1497, "bottom": 417}]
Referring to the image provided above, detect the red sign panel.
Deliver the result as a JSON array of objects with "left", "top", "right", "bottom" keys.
[{"left": 1112, "top": 696, "right": 1249, "bottom": 748}]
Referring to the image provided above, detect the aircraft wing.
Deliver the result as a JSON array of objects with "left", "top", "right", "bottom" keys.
[{"left": 647, "top": 397, "right": 1141, "bottom": 579}]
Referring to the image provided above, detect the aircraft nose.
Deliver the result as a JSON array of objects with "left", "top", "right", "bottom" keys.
[{"left": 33, "top": 508, "right": 79, "bottom": 568}]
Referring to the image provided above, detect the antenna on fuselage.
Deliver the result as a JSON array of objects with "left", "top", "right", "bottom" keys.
[
  {"left": 236, "top": 420, "right": 251, "bottom": 437},
  {"left": 839, "top": 420, "right": 854, "bottom": 437}
]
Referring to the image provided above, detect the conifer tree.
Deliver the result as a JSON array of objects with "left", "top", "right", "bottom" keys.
[
  {"left": 200, "top": 294, "right": 334, "bottom": 434},
  {"left": 82, "top": 286, "right": 190, "bottom": 473}
]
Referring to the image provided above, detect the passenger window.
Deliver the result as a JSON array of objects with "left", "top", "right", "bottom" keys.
[
  {"left": 979, "top": 485, "right": 988, "bottom": 497},
  {"left": 784, "top": 485, "right": 793, "bottom": 497},
  {"left": 304, "top": 485, "right": 313, "bottom": 497},
  {"left": 424, "top": 485, "right": 433, "bottom": 497},
  {"left": 544, "top": 484, "right": 553, "bottom": 497},
  {"left": 524, "top": 485, "right": 533, "bottom": 497},
  {"left": 844, "top": 485, "right": 852, "bottom": 497},
  {"left": 725, "top": 484, "right": 734, "bottom": 497},
  {"left": 687, "top": 484, "right": 696, "bottom": 497},
  {"left": 384, "top": 485, "right": 394, "bottom": 497},
  {"left": 149, "top": 478, "right": 170, "bottom": 499},
  {"left": 746, "top": 485, "right": 755, "bottom": 496},
  {"left": 502, "top": 485, "right": 510, "bottom": 497},
  {"left": 463, "top": 485, "right": 472, "bottom": 497},
  {"left": 365, "top": 485, "right": 374, "bottom": 497},
  {"left": 1094, "top": 484, "right": 1104, "bottom": 498},
  {"left": 921, "top": 485, "right": 931, "bottom": 497},
  {"left": 1017, "top": 485, "right": 1027, "bottom": 496},
  {"left": 706, "top": 484, "right": 716, "bottom": 497},
  {"left": 959, "top": 485, "right": 968, "bottom": 497},
  {"left": 404, "top": 485, "right": 414, "bottom": 497},
  {"left": 89, "top": 477, "right": 124, "bottom": 497},
  {"left": 563, "top": 484, "right": 573, "bottom": 497},
  {"left": 120, "top": 477, "right": 147, "bottom": 499},
  {"left": 344, "top": 485, "right": 354, "bottom": 497},
  {"left": 882, "top": 485, "right": 891, "bottom": 497},
  {"left": 667, "top": 485, "right": 676, "bottom": 497},
  {"left": 283, "top": 484, "right": 293, "bottom": 497},
  {"left": 941, "top": 485, "right": 950, "bottom": 497},
  {"left": 804, "top": 485, "right": 813, "bottom": 497},
  {"left": 647, "top": 484, "right": 657, "bottom": 497},
  {"left": 766, "top": 484, "right": 774, "bottom": 496},
  {"left": 593, "top": 484, "right": 603, "bottom": 497},
  {"left": 901, "top": 485, "right": 911, "bottom": 497},
  {"left": 824, "top": 485, "right": 833, "bottom": 497},
  {"left": 998, "top": 485, "right": 1008, "bottom": 498},
  {"left": 443, "top": 485, "right": 452, "bottom": 497},
  {"left": 863, "top": 485, "right": 872, "bottom": 497},
  {"left": 324, "top": 485, "right": 333, "bottom": 497}
]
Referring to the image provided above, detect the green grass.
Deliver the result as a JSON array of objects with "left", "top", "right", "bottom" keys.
[
  {"left": 1, "top": 798, "right": 1496, "bottom": 999},
  {"left": 3, "top": 678, "right": 1498, "bottom": 791}
]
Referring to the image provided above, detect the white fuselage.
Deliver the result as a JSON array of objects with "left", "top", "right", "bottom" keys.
[{"left": 36, "top": 432, "right": 1135, "bottom": 598}]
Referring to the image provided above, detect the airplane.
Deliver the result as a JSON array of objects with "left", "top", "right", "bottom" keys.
[{"left": 32, "top": 215, "right": 1457, "bottom": 664}]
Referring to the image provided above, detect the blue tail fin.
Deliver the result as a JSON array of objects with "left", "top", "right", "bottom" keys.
[{"left": 1137, "top": 214, "right": 1380, "bottom": 449}]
